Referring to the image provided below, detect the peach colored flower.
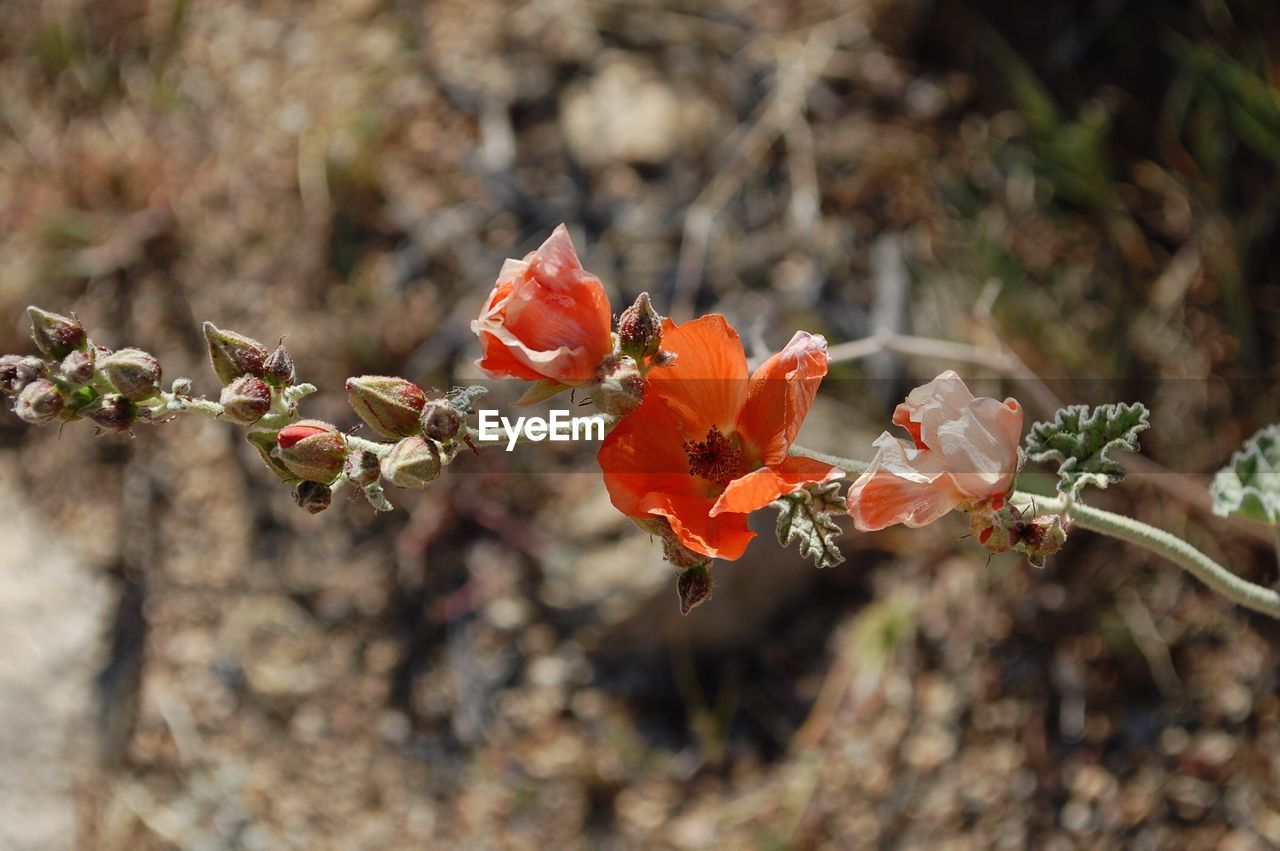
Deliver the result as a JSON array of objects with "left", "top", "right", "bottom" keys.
[
  {"left": 847, "top": 370, "right": 1023, "bottom": 530},
  {"left": 599, "top": 315, "right": 843, "bottom": 560},
  {"left": 471, "top": 224, "right": 613, "bottom": 386}
]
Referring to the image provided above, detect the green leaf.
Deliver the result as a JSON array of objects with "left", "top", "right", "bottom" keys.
[
  {"left": 1025, "top": 403, "right": 1150, "bottom": 498},
  {"left": 512, "top": 379, "right": 570, "bottom": 407},
  {"left": 1210, "top": 425, "right": 1280, "bottom": 525},
  {"left": 773, "top": 482, "right": 847, "bottom": 569}
]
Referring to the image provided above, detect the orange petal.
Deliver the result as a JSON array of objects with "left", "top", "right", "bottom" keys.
[
  {"left": 646, "top": 315, "right": 748, "bottom": 436},
  {"left": 640, "top": 492, "right": 756, "bottom": 560},
  {"left": 737, "top": 331, "right": 829, "bottom": 464},
  {"left": 599, "top": 394, "right": 703, "bottom": 517},
  {"left": 846, "top": 468, "right": 964, "bottom": 531},
  {"left": 710, "top": 455, "right": 844, "bottom": 517}
]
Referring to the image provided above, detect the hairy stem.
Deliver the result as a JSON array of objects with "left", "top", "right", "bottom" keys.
[{"left": 789, "top": 444, "right": 1280, "bottom": 620}]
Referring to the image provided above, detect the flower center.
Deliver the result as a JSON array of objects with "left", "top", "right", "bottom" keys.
[{"left": 683, "top": 425, "right": 747, "bottom": 488}]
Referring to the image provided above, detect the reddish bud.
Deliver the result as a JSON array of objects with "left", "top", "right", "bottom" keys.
[
  {"left": 617, "top": 292, "right": 663, "bottom": 362},
  {"left": 60, "top": 348, "right": 96, "bottom": 385},
  {"left": 275, "top": 419, "right": 347, "bottom": 483},
  {"left": 28, "top": 307, "right": 86, "bottom": 359},
  {"left": 100, "top": 348, "right": 162, "bottom": 401},
  {"left": 343, "top": 449, "right": 382, "bottom": 487},
  {"left": 420, "top": 399, "right": 462, "bottom": 442},
  {"left": 220, "top": 375, "right": 273, "bottom": 425},
  {"left": 293, "top": 480, "right": 332, "bottom": 514},
  {"left": 14, "top": 378, "right": 64, "bottom": 425},
  {"left": 263, "top": 342, "right": 296, "bottom": 387},
  {"left": 346, "top": 375, "right": 427, "bottom": 439},
  {"left": 382, "top": 435, "right": 442, "bottom": 489},
  {"left": 676, "top": 564, "right": 713, "bottom": 615},
  {"left": 203, "top": 322, "right": 268, "bottom": 385},
  {"left": 1, "top": 355, "right": 47, "bottom": 397},
  {"left": 87, "top": 395, "right": 139, "bottom": 432}
]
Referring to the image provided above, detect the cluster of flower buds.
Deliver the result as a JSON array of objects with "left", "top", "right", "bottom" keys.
[
  {"left": 2, "top": 308, "right": 166, "bottom": 433},
  {"left": 969, "top": 498, "right": 1069, "bottom": 568}
]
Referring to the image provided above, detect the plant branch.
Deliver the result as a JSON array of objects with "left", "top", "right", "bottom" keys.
[
  {"left": 1013, "top": 492, "right": 1280, "bottom": 620},
  {"left": 789, "top": 444, "right": 1280, "bottom": 620}
]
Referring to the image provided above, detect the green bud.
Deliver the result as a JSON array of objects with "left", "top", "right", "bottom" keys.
[
  {"left": 59, "top": 348, "right": 96, "bottom": 385},
  {"left": 263, "top": 342, "right": 296, "bottom": 387},
  {"left": 28, "top": 307, "right": 86, "bottom": 359},
  {"left": 203, "top": 322, "right": 268, "bottom": 385},
  {"left": 86, "top": 395, "right": 139, "bottom": 432},
  {"left": 676, "top": 564, "right": 713, "bottom": 615},
  {"left": 1, "top": 355, "right": 47, "bottom": 397},
  {"left": 346, "top": 375, "right": 427, "bottom": 439},
  {"left": 343, "top": 448, "right": 382, "bottom": 487},
  {"left": 274, "top": 420, "right": 347, "bottom": 483},
  {"left": 100, "top": 348, "right": 162, "bottom": 402},
  {"left": 617, "top": 292, "right": 664, "bottom": 362},
  {"left": 219, "top": 375, "right": 273, "bottom": 425},
  {"left": 14, "top": 378, "right": 64, "bottom": 425},
  {"left": 293, "top": 480, "right": 332, "bottom": 514},
  {"left": 420, "top": 399, "right": 462, "bottom": 442},
  {"left": 591, "top": 356, "right": 645, "bottom": 417},
  {"left": 382, "top": 435, "right": 442, "bottom": 489}
]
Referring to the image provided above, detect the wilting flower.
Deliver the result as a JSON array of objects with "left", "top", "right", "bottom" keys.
[
  {"left": 599, "top": 315, "right": 842, "bottom": 560},
  {"left": 471, "top": 225, "right": 613, "bottom": 385},
  {"left": 847, "top": 370, "right": 1023, "bottom": 531}
]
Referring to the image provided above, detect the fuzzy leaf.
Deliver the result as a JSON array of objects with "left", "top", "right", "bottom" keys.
[
  {"left": 1210, "top": 425, "right": 1280, "bottom": 524},
  {"left": 1025, "top": 403, "right": 1149, "bottom": 498},
  {"left": 773, "top": 482, "right": 847, "bottom": 568},
  {"left": 362, "top": 482, "right": 395, "bottom": 513},
  {"left": 446, "top": 385, "right": 489, "bottom": 417}
]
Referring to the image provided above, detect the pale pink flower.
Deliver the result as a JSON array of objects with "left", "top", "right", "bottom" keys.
[{"left": 847, "top": 370, "right": 1023, "bottom": 530}]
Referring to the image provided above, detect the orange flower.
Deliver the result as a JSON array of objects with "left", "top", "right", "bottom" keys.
[
  {"left": 471, "top": 224, "right": 613, "bottom": 385},
  {"left": 599, "top": 315, "right": 843, "bottom": 560},
  {"left": 847, "top": 371, "right": 1023, "bottom": 531}
]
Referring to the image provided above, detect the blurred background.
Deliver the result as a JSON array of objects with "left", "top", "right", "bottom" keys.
[{"left": 2, "top": 0, "right": 1280, "bottom": 848}]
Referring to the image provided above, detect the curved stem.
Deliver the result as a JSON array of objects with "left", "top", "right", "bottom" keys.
[
  {"left": 789, "top": 444, "right": 1280, "bottom": 620},
  {"left": 1013, "top": 492, "right": 1280, "bottom": 619}
]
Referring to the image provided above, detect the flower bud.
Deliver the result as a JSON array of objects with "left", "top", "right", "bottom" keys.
[
  {"left": 203, "top": 322, "right": 268, "bottom": 385},
  {"left": 293, "top": 480, "right": 332, "bottom": 514},
  {"left": 591, "top": 356, "right": 645, "bottom": 418},
  {"left": 0, "top": 355, "right": 47, "bottom": 397},
  {"left": 220, "top": 375, "right": 273, "bottom": 425},
  {"left": 382, "top": 435, "right": 442, "bottom": 489},
  {"left": 14, "top": 378, "right": 64, "bottom": 425},
  {"left": 100, "top": 348, "right": 162, "bottom": 401},
  {"left": 28, "top": 307, "right": 86, "bottom": 359},
  {"left": 346, "top": 376, "right": 426, "bottom": 439},
  {"left": 60, "top": 348, "right": 96, "bottom": 385},
  {"left": 1015, "top": 514, "right": 1068, "bottom": 568},
  {"left": 676, "top": 564, "right": 713, "bottom": 615},
  {"left": 263, "top": 342, "right": 296, "bottom": 387},
  {"left": 247, "top": 430, "right": 300, "bottom": 483},
  {"left": 86, "top": 395, "right": 139, "bottom": 432},
  {"left": 171, "top": 377, "right": 193, "bottom": 397},
  {"left": 617, "top": 292, "right": 664, "bottom": 361},
  {"left": 344, "top": 448, "right": 382, "bottom": 487},
  {"left": 420, "top": 399, "right": 461, "bottom": 442},
  {"left": 275, "top": 420, "right": 347, "bottom": 483}
]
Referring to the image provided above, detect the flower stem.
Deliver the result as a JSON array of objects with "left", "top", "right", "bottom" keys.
[
  {"left": 1013, "top": 492, "right": 1280, "bottom": 619},
  {"left": 788, "top": 444, "right": 1280, "bottom": 620},
  {"left": 788, "top": 444, "right": 869, "bottom": 475}
]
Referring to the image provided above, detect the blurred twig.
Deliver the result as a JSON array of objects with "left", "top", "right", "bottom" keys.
[{"left": 670, "top": 33, "right": 836, "bottom": 320}]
